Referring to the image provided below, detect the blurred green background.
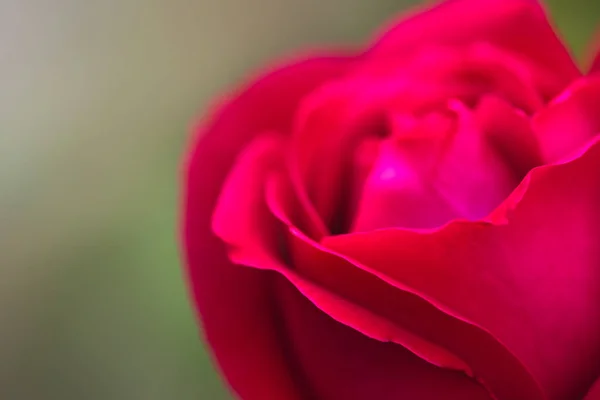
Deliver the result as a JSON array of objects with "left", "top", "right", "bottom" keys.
[{"left": 0, "top": 0, "right": 597, "bottom": 399}]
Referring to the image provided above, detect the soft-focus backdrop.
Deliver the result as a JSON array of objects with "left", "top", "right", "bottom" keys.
[{"left": 0, "top": 0, "right": 597, "bottom": 398}]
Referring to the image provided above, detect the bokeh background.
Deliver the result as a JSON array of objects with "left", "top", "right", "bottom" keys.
[{"left": 0, "top": 0, "right": 598, "bottom": 398}]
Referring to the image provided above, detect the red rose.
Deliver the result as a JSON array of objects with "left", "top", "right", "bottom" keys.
[{"left": 182, "top": 0, "right": 600, "bottom": 399}]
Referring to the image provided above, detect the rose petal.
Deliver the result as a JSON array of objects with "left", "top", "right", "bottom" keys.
[
  {"left": 213, "top": 128, "right": 541, "bottom": 398},
  {"left": 290, "top": 79, "right": 386, "bottom": 236},
  {"left": 533, "top": 77, "right": 600, "bottom": 163},
  {"left": 352, "top": 100, "right": 518, "bottom": 231},
  {"left": 183, "top": 56, "right": 351, "bottom": 399},
  {"left": 264, "top": 170, "right": 542, "bottom": 400},
  {"left": 430, "top": 100, "right": 518, "bottom": 221},
  {"left": 290, "top": 75, "right": 456, "bottom": 235},
  {"left": 292, "top": 75, "right": 511, "bottom": 235},
  {"left": 266, "top": 171, "right": 470, "bottom": 373},
  {"left": 350, "top": 111, "right": 459, "bottom": 231},
  {"left": 214, "top": 135, "right": 480, "bottom": 377},
  {"left": 273, "top": 276, "right": 492, "bottom": 400},
  {"left": 211, "top": 114, "right": 544, "bottom": 399},
  {"left": 324, "top": 137, "right": 600, "bottom": 400},
  {"left": 350, "top": 139, "right": 460, "bottom": 231},
  {"left": 291, "top": 75, "right": 447, "bottom": 235},
  {"left": 368, "top": 0, "right": 580, "bottom": 98}
]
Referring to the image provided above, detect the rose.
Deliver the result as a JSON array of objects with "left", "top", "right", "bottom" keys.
[
  {"left": 181, "top": 0, "right": 600, "bottom": 399},
  {"left": 182, "top": 0, "right": 600, "bottom": 398}
]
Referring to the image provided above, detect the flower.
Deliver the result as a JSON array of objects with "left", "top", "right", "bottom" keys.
[{"left": 182, "top": 1, "right": 600, "bottom": 398}]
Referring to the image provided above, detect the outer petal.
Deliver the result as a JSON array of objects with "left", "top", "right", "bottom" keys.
[
  {"left": 274, "top": 276, "right": 492, "bottom": 400},
  {"left": 182, "top": 56, "right": 351, "bottom": 399},
  {"left": 212, "top": 134, "right": 496, "bottom": 399},
  {"left": 324, "top": 137, "right": 600, "bottom": 400},
  {"left": 368, "top": 0, "right": 580, "bottom": 97},
  {"left": 264, "top": 171, "right": 541, "bottom": 400}
]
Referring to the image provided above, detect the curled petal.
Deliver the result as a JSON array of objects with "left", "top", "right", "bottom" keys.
[
  {"left": 273, "top": 277, "right": 492, "bottom": 400},
  {"left": 213, "top": 131, "right": 540, "bottom": 399},
  {"left": 324, "top": 137, "right": 600, "bottom": 400},
  {"left": 265, "top": 170, "right": 542, "bottom": 400}
]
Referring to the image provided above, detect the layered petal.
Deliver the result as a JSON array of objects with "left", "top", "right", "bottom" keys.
[
  {"left": 324, "top": 137, "right": 600, "bottom": 400},
  {"left": 214, "top": 134, "right": 471, "bottom": 378},
  {"left": 185, "top": 3, "right": 594, "bottom": 400},
  {"left": 212, "top": 133, "right": 491, "bottom": 393},
  {"left": 182, "top": 57, "right": 351, "bottom": 400},
  {"left": 350, "top": 138, "right": 460, "bottom": 231},
  {"left": 351, "top": 100, "right": 520, "bottom": 231},
  {"left": 213, "top": 132, "right": 536, "bottom": 398},
  {"left": 265, "top": 170, "right": 542, "bottom": 400},
  {"left": 213, "top": 133, "right": 541, "bottom": 400},
  {"left": 274, "top": 276, "right": 492, "bottom": 400}
]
